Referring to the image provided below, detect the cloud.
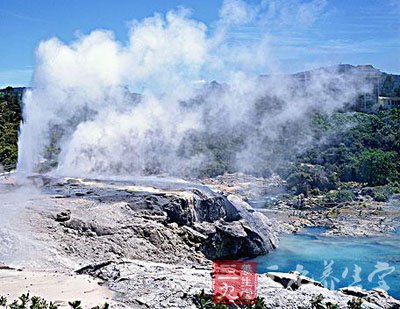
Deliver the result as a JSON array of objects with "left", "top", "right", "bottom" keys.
[
  {"left": 219, "top": 0, "right": 259, "bottom": 25},
  {"left": 260, "top": 0, "right": 328, "bottom": 28},
  {"left": 17, "top": 0, "right": 371, "bottom": 179},
  {"left": 297, "top": 0, "right": 328, "bottom": 27}
]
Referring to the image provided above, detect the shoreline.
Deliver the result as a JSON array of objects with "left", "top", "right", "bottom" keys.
[
  {"left": 202, "top": 172, "right": 400, "bottom": 238},
  {"left": 1, "top": 174, "right": 400, "bottom": 308}
]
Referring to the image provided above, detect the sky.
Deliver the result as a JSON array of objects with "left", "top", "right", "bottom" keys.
[{"left": 0, "top": 0, "right": 399, "bottom": 88}]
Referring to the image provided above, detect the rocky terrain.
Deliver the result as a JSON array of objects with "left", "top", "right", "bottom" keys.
[
  {"left": 273, "top": 198, "right": 400, "bottom": 237},
  {"left": 76, "top": 259, "right": 400, "bottom": 308},
  {"left": 201, "top": 172, "right": 285, "bottom": 200},
  {"left": 202, "top": 173, "right": 400, "bottom": 237},
  {"left": 1, "top": 174, "right": 399, "bottom": 308},
  {"left": 33, "top": 175, "right": 279, "bottom": 263}
]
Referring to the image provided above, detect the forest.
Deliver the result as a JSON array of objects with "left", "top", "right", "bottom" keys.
[{"left": 1, "top": 85, "right": 399, "bottom": 197}]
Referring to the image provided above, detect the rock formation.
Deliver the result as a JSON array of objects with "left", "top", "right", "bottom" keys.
[{"left": 36, "top": 176, "right": 279, "bottom": 264}]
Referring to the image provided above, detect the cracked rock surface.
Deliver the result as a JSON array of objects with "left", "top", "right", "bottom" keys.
[
  {"left": 33, "top": 176, "right": 279, "bottom": 265},
  {"left": 1, "top": 175, "right": 399, "bottom": 308}
]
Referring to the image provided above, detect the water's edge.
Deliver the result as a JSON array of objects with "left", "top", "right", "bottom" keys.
[{"left": 251, "top": 227, "right": 400, "bottom": 299}]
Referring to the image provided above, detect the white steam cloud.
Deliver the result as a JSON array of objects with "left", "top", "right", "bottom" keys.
[{"left": 17, "top": 0, "right": 372, "bottom": 179}]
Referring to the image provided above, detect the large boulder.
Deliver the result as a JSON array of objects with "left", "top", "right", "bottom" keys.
[
  {"left": 266, "top": 271, "right": 323, "bottom": 290},
  {"left": 198, "top": 194, "right": 279, "bottom": 259},
  {"left": 340, "top": 287, "right": 400, "bottom": 308},
  {"left": 161, "top": 191, "right": 227, "bottom": 226},
  {"left": 140, "top": 190, "right": 279, "bottom": 260},
  {"left": 47, "top": 177, "right": 279, "bottom": 263}
]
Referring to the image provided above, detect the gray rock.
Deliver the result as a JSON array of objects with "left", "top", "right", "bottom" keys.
[
  {"left": 73, "top": 259, "right": 400, "bottom": 309},
  {"left": 48, "top": 180, "right": 279, "bottom": 262},
  {"left": 55, "top": 210, "right": 71, "bottom": 222},
  {"left": 266, "top": 271, "right": 323, "bottom": 290},
  {"left": 4, "top": 175, "right": 399, "bottom": 308},
  {"left": 340, "top": 287, "right": 400, "bottom": 308}
]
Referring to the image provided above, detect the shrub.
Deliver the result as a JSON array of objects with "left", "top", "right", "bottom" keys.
[
  {"left": 193, "top": 290, "right": 214, "bottom": 309},
  {"left": 324, "top": 190, "right": 355, "bottom": 203},
  {"left": 310, "top": 188, "right": 321, "bottom": 196},
  {"left": 361, "top": 185, "right": 393, "bottom": 202},
  {"left": 325, "top": 303, "right": 340, "bottom": 309},
  {"left": 310, "top": 294, "right": 325, "bottom": 309},
  {"left": 373, "top": 187, "right": 391, "bottom": 202},
  {"left": 0, "top": 293, "right": 109, "bottom": 309},
  {"left": 192, "top": 290, "right": 267, "bottom": 309},
  {"left": 353, "top": 149, "right": 399, "bottom": 186},
  {"left": 347, "top": 298, "right": 363, "bottom": 309},
  {"left": 286, "top": 164, "right": 337, "bottom": 195},
  {"left": 336, "top": 189, "right": 356, "bottom": 202}
]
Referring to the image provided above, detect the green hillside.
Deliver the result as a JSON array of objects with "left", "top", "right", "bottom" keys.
[
  {"left": 0, "top": 86, "right": 23, "bottom": 169},
  {"left": 1, "top": 72, "right": 400, "bottom": 195}
]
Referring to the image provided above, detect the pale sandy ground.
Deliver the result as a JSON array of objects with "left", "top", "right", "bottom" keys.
[
  {"left": 0, "top": 269, "right": 114, "bottom": 308},
  {"left": 0, "top": 174, "right": 117, "bottom": 308}
]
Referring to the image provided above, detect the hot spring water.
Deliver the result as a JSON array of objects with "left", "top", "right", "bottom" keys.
[{"left": 251, "top": 227, "right": 400, "bottom": 298}]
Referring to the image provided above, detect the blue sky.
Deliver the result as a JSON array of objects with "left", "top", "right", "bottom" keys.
[{"left": 0, "top": 0, "right": 399, "bottom": 88}]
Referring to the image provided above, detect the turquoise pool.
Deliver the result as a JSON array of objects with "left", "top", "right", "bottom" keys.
[{"left": 251, "top": 227, "right": 400, "bottom": 299}]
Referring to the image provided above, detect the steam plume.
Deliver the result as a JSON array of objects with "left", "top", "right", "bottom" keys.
[{"left": 17, "top": 0, "right": 372, "bottom": 179}]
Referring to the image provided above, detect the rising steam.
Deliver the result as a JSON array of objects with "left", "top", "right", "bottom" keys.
[{"left": 17, "top": 0, "right": 372, "bottom": 179}]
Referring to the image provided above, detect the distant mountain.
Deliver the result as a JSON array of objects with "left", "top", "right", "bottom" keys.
[
  {"left": 295, "top": 64, "right": 381, "bottom": 76},
  {"left": 292, "top": 64, "right": 400, "bottom": 97}
]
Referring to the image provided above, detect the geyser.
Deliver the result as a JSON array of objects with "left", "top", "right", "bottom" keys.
[{"left": 17, "top": 0, "right": 372, "bottom": 179}]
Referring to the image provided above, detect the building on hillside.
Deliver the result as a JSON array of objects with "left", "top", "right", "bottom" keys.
[{"left": 378, "top": 96, "right": 400, "bottom": 109}]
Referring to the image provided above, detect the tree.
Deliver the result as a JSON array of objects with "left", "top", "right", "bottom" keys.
[
  {"left": 0, "top": 87, "right": 22, "bottom": 168},
  {"left": 353, "top": 149, "right": 399, "bottom": 186},
  {"left": 381, "top": 75, "right": 395, "bottom": 96}
]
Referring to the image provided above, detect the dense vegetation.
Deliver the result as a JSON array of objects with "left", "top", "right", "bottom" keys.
[
  {"left": 0, "top": 87, "right": 22, "bottom": 169},
  {"left": 1, "top": 84, "right": 400, "bottom": 196},
  {"left": 190, "top": 107, "right": 400, "bottom": 195},
  {"left": 0, "top": 293, "right": 109, "bottom": 309},
  {"left": 285, "top": 109, "right": 400, "bottom": 194}
]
